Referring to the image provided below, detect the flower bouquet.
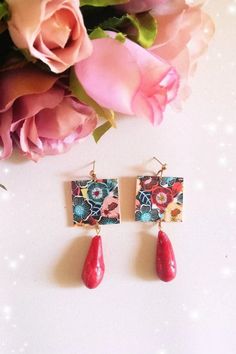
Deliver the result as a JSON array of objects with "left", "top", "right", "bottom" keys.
[{"left": 0, "top": 0, "right": 214, "bottom": 161}]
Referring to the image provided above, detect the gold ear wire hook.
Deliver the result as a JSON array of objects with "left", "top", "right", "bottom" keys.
[
  {"left": 153, "top": 156, "right": 167, "bottom": 178},
  {"left": 95, "top": 222, "right": 101, "bottom": 235},
  {"left": 89, "top": 160, "right": 97, "bottom": 181}
]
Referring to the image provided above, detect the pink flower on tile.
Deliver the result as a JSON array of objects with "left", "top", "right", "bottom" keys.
[
  {"left": 101, "top": 196, "right": 120, "bottom": 219},
  {"left": 151, "top": 186, "right": 173, "bottom": 211}
]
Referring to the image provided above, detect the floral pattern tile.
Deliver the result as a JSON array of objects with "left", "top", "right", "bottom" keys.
[
  {"left": 135, "top": 176, "right": 184, "bottom": 222},
  {"left": 71, "top": 179, "right": 120, "bottom": 225}
]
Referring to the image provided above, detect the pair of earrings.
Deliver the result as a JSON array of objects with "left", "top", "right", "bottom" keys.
[{"left": 71, "top": 157, "right": 184, "bottom": 289}]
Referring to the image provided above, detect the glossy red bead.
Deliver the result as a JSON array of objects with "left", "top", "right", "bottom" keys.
[
  {"left": 156, "top": 230, "right": 177, "bottom": 282},
  {"left": 82, "top": 235, "right": 105, "bottom": 289}
]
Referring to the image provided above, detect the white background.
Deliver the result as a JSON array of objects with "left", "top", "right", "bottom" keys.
[{"left": 1, "top": 1, "right": 236, "bottom": 353}]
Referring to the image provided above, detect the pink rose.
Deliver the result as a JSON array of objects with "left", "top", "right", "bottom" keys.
[
  {"left": 150, "top": 5, "right": 214, "bottom": 108},
  {"left": 118, "top": 0, "right": 205, "bottom": 14},
  {"left": 118, "top": 0, "right": 164, "bottom": 13},
  {"left": 152, "top": 0, "right": 206, "bottom": 15},
  {"left": 7, "top": 0, "right": 92, "bottom": 73},
  {"left": 0, "top": 65, "right": 97, "bottom": 161},
  {"left": 75, "top": 32, "right": 179, "bottom": 125}
]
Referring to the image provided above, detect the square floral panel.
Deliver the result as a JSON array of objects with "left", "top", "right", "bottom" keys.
[
  {"left": 135, "top": 176, "right": 184, "bottom": 223},
  {"left": 71, "top": 179, "right": 120, "bottom": 225}
]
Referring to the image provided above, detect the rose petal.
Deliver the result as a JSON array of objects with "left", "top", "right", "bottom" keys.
[
  {"left": 0, "top": 109, "right": 13, "bottom": 159},
  {"left": 41, "top": 9, "right": 74, "bottom": 49},
  {"left": 75, "top": 37, "right": 141, "bottom": 115},
  {"left": 11, "top": 86, "right": 65, "bottom": 130},
  {"left": 19, "top": 118, "right": 38, "bottom": 153},
  {"left": 0, "top": 65, "right": 57, "bottom": 112},
  {"left": 35, "top": 96, "right": 97, "bottom": 139}
]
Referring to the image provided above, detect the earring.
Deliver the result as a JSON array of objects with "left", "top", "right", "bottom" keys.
[
  {"left": 71, "top": 161, "right": 120, "bottom": 289},
  {"left": 135, "top": 157, "right": 184, "bottom": 282}
]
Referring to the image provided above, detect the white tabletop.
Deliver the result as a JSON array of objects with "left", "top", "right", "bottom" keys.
[{"left": 0, "top": 1, "right": 235, "bottom": 353}]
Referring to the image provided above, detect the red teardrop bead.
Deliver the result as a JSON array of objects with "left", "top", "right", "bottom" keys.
[
  {"left": 156, "top": 230, "right": 177, "bottom": 282},
  {"left": 82, "top": 235, "right": 105, "bottom": 289}
]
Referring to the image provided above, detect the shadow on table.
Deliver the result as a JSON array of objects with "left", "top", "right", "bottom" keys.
[
  {"left": 134, "top": 227, "right": 159, "bottom": 281},
  {"left": 53, "top": 236, "right": 90, "bottom": 288},
  {"left": 119, "top": 176, "right": 136, "bottom": 222}
]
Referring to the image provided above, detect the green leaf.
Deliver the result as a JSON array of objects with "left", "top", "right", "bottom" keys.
[
  {"left": 127, "top": 13, "right": 158, "bottom": 48},
  {"left": 81, "top": 0, "right": 128, "bottom": 6},
  {"left": 70, "top": 68, "right": 116, "bottom": 128},
  {"left": 89, "top": 27, "right": 108, "bottom": 40},
  {"left": 0, "top": 184, "right": 7, "bottom": 191},
  {"left": 0, "top": 2, "right": 9, "bottom": 21},
  {"left": 99, "top": 15, "right": 126, "bottom": 32},
  {"left": 93, "top": 121, "right": 112, "bottom": 143},
  {"left": 99, "top": 12, "right": 158, "bottom": 48},
  {"left": 115, "top": 32, "right": 126, "bottom": 43}
]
